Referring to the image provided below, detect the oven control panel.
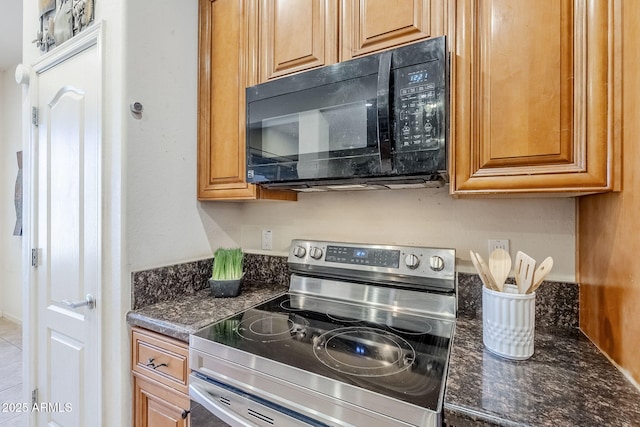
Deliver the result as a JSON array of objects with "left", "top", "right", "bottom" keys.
[
  {"left": 324, "top": 245, "right": 400, "bottom": 268},
  {"left": 288, "top": 239, "right": 456, "bottom": 291}
]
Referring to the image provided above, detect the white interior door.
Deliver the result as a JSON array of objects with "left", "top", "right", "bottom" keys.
[{"left": 30, "top": 27, "right": 102, "bottom": 427}]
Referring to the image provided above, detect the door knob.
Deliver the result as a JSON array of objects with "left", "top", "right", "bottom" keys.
[{"left": 62, "top": 294, "right": 96, "bottom": 309}]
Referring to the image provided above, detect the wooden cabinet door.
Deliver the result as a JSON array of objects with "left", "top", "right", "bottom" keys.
[
  {"left": 341, "top": 0, "right": 447, "bottom": 60},
  {"left": 451, "top": 0, "right": 619, "bottom": 195},
  {"left": 198, "top": 0, "right": 297, "bottom": 201},
  {"left": 134, "top": 374, "right": 190, "bottom": 427},
  {"left": 259, "top": 0, "right": 339, "bottom": 81}
]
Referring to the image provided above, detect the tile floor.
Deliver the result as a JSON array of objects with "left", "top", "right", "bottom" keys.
[{"left": 0, "top": 317, "right": 23, "bottom": 426}]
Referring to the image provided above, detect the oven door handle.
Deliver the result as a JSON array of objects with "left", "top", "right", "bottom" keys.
[{"left": 190, "top": 382, "right": 260, "bottom": 427}]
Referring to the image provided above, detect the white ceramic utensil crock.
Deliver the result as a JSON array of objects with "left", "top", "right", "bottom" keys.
[{"left": 482, "top": 284, "right": 536, "bottom": 360}]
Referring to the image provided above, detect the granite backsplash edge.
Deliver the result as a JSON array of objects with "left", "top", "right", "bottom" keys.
[
  {"left": 131, "top": 253, "right": 290, "bottom": 310},
  {"left": 457, "top": 272, "right": 579, "bottom": 329},
  {"left": 131, "top": 258, "right": 579, "bottom": 330}
]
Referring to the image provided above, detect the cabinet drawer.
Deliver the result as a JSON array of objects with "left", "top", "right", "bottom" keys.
[{"left": 132, "top": 328, "right": 189, "bottom": 394}]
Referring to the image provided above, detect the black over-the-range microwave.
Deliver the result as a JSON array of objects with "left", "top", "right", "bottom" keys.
[{"left": 245, "top": 36, "right": 448, "bottom": 191}]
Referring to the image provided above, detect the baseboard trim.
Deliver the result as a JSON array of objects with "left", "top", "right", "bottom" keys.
[{"left": 0, "top": 312, "right": 22, "bottom": 325}]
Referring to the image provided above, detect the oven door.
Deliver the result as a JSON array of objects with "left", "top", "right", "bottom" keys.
[{"left": 189, "top": 373, "right": 329, "bottom": 427}]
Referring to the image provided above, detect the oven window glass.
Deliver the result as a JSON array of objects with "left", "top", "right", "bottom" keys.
[{"left": 247, "top": 74, "right": 380, "bottom": 183}]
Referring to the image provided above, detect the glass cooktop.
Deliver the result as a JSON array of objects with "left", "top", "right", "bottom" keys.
[{"left": 193, "top": 292, "right": 454, "bottom": 411}]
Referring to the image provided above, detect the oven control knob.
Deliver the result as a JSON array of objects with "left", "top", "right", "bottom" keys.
[
  {"left": 309, "top": 246, "right": 323, "bottom": 260},
  {"left": 404, "top": 254, "right": 420, "bottom": 269},
  {"left": 292, "top": 245, "right": 306, "bottom": 258},
  {"left": 430, "top": 256, "right": 445, "bottom": 271}
]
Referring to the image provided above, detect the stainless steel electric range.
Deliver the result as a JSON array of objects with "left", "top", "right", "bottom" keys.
[{"left": 189, "top": 239, "right": 456, "bottom": 427}]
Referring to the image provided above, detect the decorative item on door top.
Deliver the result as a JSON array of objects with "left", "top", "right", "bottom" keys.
[
  {"left": 14, "top": 151, "right": 23, "bottom": 236},
  {"left": 34, "top": 0, "right": 95, "bottom": 52}
]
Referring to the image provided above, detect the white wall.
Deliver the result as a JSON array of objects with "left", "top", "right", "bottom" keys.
[
  {"left": 0, "top": 67, "right": 24, "bottom": 323},
  {"left": 237, "top": 188, "right": 576, "bottom": 282},
  {"left": 124, "top": 0, "right": 240, "bottom": 272}
]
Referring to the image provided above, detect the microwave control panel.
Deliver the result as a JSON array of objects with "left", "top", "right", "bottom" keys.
[{"left": 394, "top": 62, "right": 444, "bottom": 150}]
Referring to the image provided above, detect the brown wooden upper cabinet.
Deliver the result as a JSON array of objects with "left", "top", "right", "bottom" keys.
[
  {"left": 450, "top": 0, "right": 620, "bottom": 195},
  {"left": 198, "top": 0, "right": 618, "bottom": 200},
  {"left": 198, "top": 0, "right": 445, "bottom": 200},
  {"left": 198, "top": 0, "right": 297, "bottom": 200},
  {"left": 259, "top": 0, "right": 339, "bottom": 81},
  {"left": 259, "top": 0, "right": 447, "bottom": 82},
  {"left": 342, "top": 0, "right": 448, "bottom": 60}
]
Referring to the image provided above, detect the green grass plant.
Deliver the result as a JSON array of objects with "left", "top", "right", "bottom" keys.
[{"left": 211, "top": 248, "right": 244, "bottom": 280}]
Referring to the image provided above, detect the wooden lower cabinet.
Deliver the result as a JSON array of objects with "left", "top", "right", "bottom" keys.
[
  {"left": 132, "top": 327, "right": 191, "bottom": 427},
  {"left": 134, "top": 374, "right": 191, "bottom": 427}
]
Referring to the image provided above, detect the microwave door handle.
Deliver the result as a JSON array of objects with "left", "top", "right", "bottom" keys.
[{"left": 376, "top": 51, "right": 393, "bottom": 173}]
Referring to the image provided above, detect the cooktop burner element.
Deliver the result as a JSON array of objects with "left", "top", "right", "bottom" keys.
[
  {"left": 237, "top": 313, "right": 303, "bottom": 342},
  {"left": 190, "top": 239, "right": 457, "bottom": 427},
  {"left": 313, "top": 326, "right": 416, "bottom": 377}
]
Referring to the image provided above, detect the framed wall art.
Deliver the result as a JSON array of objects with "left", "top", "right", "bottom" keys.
[{"left": 35, "top": 0, "right": 95, "bottom": 52}]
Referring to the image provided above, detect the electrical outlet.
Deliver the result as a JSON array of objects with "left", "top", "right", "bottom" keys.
[
  {"left": 488, "top": 239, "right": 509, "bottom": 254},
  {"left": 261, "top": 229, "right": 273, "bottom": 250}
]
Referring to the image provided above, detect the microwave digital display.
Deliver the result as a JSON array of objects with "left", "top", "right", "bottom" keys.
[{"left": 408, "top": 71, "right": 428, "bottom": 84}]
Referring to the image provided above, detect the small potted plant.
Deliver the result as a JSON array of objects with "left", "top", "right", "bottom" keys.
[{"left": 209, "top": 248, "right": 244, "bottom": 297}]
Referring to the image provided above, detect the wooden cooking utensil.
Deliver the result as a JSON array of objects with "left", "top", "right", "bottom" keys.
[
  {"left": 514, "top": 251, "right": 536, "bottom": 294},
  {"left": 488, "top": 249, "right": 511, "bottom": 292},
  {"left": 526, "top": 256, "right": 553, "bottom": 294},
  {"left": 470, "top": 250, "right": 498, "bottom": 291},
  {"left": 475, "top": 252, "right": 500, "bottom": 292}
]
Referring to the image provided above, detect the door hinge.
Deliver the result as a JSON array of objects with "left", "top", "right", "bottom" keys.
[
  {"left": 31, "top": 248, "right": 39, "bottom": 268},
  {"left": 32, "top": 388, "right": 38, "bottom": 405},
  {"left": 32, "top": 106, "right": 38, "bottom": 126}
]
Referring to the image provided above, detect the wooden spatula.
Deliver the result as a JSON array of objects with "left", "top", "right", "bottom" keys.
[
  {"left": 489, "top": 249, "right": 511, "bottom": 292},
  {"left": 526, "top": 256, "right": 553, "bottom": 294},
  {"left": 514, "top": 251, "right": 536, "bottom": 294}
]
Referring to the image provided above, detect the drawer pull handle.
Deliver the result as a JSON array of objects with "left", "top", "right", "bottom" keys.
[
  {"left": 181, "top": 409, "right": 190, "bottom": 419},
  {"left": 145, "top": 358, "right": 168, "bottom": 370}
]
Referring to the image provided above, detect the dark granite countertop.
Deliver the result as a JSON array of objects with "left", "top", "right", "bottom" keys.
[
  {"left": 126, "top": 265, "right": 640, "bottom": 426},
  {"left": 126, "top": 280, "right": 288, "bottom": 342},
  {"left": 444, "top": 316, "right": 640, "bottom": 426}
]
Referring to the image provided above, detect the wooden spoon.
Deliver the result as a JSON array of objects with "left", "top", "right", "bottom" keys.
[
  {"left": 526, "top": 256, "right": 553, "bottom": 294},
  {"left": 489, "top": 249, "right": 511, "bottom": 292},
  {"left": 470, "top": 250, "right": 498, "bottom": 291},
  {"left": 475, "top": 252, "right": 500, "bottom": 292}
]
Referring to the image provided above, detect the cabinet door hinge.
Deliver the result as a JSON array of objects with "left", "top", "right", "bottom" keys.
[
  {"left": 31, "top": 248, "right": 39, "bottom": 268},
  {"left": 32, "top": 106, "right": 38, "bottom": 126},
  {"left": 32, "top": 388, "right": 38, "bottom": 405}
]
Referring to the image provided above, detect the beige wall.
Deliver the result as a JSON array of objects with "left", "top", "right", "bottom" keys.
[
  {"left": 237, "top": 187, "right": 576, "bottom": 282},
  {"left": 0, "top": 67, "right": 23, "bottom": 323}
]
